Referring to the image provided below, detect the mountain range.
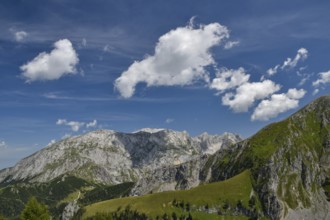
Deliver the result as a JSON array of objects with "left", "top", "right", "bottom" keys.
[{"left": 0, "top": 96, "right": 330, "bottom": 220}]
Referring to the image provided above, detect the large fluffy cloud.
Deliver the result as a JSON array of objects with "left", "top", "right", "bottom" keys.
[
  {"left": 267, "top": 48, "right": 308, "bottom": 76},
  {"left": 312, "top": 70, "right": 330, "bottom": 87},
  {"left": 251, "top": 88, "right": 306, "bottom": 121},
  {"left": 210, "top": 67, "right": 250, "bottom": 92},
  {"left": 222, "top": 80, "right": 281, "bottom": 112},
  {"left": 20, "top": 39, "right": 79, "bottom": 82},
  {"left": 115, "top": 23, "right": 229, "bottom": 98}
]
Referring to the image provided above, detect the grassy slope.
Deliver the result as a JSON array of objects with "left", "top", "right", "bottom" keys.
[
  {"left": 83, "top": 170, "right": 257, "bottom": 219},
  {"left": 209, "top": 96, "right": 330, "bottom": 218}
]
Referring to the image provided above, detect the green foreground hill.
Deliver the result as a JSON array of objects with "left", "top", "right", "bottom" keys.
[
  {"left": 83, "top": 170, "right": 264, "bottom": 220},
  {"left": 204, "top": 96, "right": 330, "bottom": 219}
]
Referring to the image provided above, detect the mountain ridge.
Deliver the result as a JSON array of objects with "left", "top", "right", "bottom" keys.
[{"left": 0, "top": 129, "right": 241, "bottom": 188}]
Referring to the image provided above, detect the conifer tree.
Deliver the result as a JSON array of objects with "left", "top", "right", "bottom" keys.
[{"left": 20, "top": 197, "right": 50, "bottom": 220}]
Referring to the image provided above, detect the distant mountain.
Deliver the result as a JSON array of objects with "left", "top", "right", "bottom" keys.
[
  {"left": 204, "top": 95, "right": 330, "bottom": 219},
  {"left": 0, "top": 129, "right": 240, "bottom": 189}
]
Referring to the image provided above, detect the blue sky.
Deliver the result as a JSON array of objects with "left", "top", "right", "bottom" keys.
[{"left": 1, "top": 0, "right": 330, "bottom": 169}]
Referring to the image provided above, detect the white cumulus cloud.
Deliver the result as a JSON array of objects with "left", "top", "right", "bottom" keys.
[
  {"left": 251, "top": 88, "right": 306, "bottom": 121},
  {"left": 312, "top": 70, "right": 330, "bottom": 87},
  {"left": 222, "top": 80, "right": 281, "bottom": 112},
  {"left": 20, "top": 39, "right": 79, "bottom": 82},
  {"left": 115, "top": 22, "right": 229, "bottom": 98},
  {"left": 267, "top": 48, "right": 308, "bottom": 76},
  {"left": 210, "top": 67, "right": 250, "bottom": 92}
]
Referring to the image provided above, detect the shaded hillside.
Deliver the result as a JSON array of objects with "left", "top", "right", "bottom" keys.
[{"left": 0, "top": 175, "right": 134, "bottom": 219}]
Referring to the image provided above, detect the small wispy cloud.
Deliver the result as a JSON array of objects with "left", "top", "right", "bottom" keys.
[
  {"left": 312, "top": 89, "right": 319, "bottom": 96},
  {"left": 0, "top": 140, "right": 7, "bottom": 149},
  {"left": 43, "top": 92, "right": 187, "bottom": 103},
  {"left": 10, "top": 28, "right": 28, "bottom": 42},
  {"left": 313, "top": 70, "right": 330, "bottom": 87},
  {"left": 86, "top": 120, "right": 97, "bottom": 128},
  {"left": 267, "top": 48, "right": 308, "bottom": 76},
  {"left": 81, "top": 38, "right": 87, "bottom": 47},
  {"left": 103, "top": 44, "right": 112, "bottom": 52},
  {"left": 56, "top": 119, "right": 85, "bottom": 132},
  {"left": 56, "top": 119, "right": 97, "bottom": 132},
  {"left": 56, "top": 119, "right": 98, "bottom": 132},
  {"left": 224, "top": 40, "right": 240, "bottom": 49},
  {"left": 165, "top": 118, "right": 174, "bottom": 124},
  {"left": 15, "top": 31, "right": 28, "bottom": 42}
]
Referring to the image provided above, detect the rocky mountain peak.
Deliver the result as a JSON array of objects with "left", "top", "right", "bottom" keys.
[{"left": 0, "top": 128, "right": 241, "bottom": 188}]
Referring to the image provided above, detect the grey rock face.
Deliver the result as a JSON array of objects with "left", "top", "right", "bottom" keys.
[
  {"left": 131, "top": 157, "right": 207, "bottom": 196},
  {"left": 62, "top": 200, "right": 80, "bottom": 220},
  {"left": 0, "top": 129, "right": 241, "bottom": 195}
]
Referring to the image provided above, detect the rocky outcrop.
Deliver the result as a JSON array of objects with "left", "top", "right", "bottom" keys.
[
  {"left": 131, "top": 157, "right": 206, "bottom": 196},
  {"left": 61, "top": 200, "right": 80, "bottom": 220}
]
